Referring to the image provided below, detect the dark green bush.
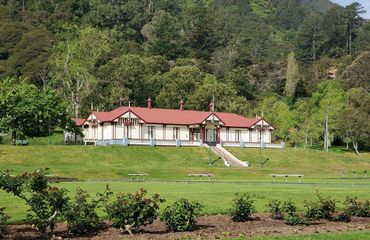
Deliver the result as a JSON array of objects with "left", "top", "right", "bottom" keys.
[
  {"left": 160, "top": 199, "right": 203, "bottom": 232},
  {"left": 230, "top": 193, "right": 256, "bottom": 222},
  {"left": 303, "top": 193, "right": 336, "bottom": 221},
  {"left": 64, "top": 188, "right": 101, "bottom": 234},
  {"left": 304, "top": 201, "right": 322, "bottom": 220},
  {"left": 0, "top": 207, "right": 9, "bottom": 239},
  {"left": 105, "top": 188, "right": 163, "bottom": 234},
  {"left": 334, "top": 210, "right": 351, "bottom": 222},
  {"left": 316, "top": 194, "right": 336, "bottom": 220},
  {"left": 281, "top": 199, "right": 306, "bottom": 225},
  {"left": 266, "top": 199, "right": 284, "bottom": 220},
  {"left": 282, "top": 199, "right": 297, "bottom": 216},
  {"left": 285, "top": 213, "right": 306, "bottom": 226},
  {"left": 344, "top": 197, "right": 370, "bottom": 217}
]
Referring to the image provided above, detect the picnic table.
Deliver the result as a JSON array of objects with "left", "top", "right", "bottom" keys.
[
  {"left": 188, "top": 173, "right": 214, "bottom": 181},
  {"left": 270, "top": 174, "right": 304, "bottom": 183},
  {"left": 128, "top": 173, "right": 148, "bottom": 181}
]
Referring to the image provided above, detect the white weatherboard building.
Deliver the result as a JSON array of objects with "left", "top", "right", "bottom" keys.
[{"left": 71, "top": 99, "right": 283, "bottom": 148}]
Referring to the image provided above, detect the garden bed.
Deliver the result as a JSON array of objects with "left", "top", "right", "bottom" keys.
[{"left": 3, "top": 213, "right": 369, "bottom": 240}]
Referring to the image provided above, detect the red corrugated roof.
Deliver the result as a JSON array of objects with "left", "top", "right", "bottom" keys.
[
  {"left": 72, "top": 118, "right": 86, "bottom": 126},
  {"left": 87, "top": 106, "right": 261, "bottom": 128}
]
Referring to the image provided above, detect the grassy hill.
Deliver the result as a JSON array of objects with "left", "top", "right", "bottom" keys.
[{"left": 0, "top": 144, "right": 369, "bottom": 182}]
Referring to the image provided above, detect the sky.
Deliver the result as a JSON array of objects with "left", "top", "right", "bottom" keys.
[{"left": 331, "top": 0, "right": 370, "bottom": 19}]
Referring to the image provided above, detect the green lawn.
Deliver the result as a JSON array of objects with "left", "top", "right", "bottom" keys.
[
  {"left": 0, "top": 142, "right": 369, "bottom": 224},
  {"left": 236, "top": 231, "right": 370, "bottom": 240},
  {"left": 0, "top": 144, "right": 369, "bottom": 182},
  {"left": 1, "top": 181, "right": 369, "bottom": 222}
]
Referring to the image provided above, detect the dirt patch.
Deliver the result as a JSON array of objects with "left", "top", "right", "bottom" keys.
[{"left": 3, "top": 214, "right": 370, "bottom": 240}]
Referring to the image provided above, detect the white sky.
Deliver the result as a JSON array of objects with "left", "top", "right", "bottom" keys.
[{"left": 330, "top": 0, "right": 370, "bottom": 19}]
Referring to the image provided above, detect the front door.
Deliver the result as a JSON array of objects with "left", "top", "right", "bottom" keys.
[{"left": 206, "top": 129, "right": 216, "bottom": 143}]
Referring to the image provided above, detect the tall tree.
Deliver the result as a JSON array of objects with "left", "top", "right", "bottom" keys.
[
  {"left": 312, "top": 80, "right": 346, "bottom": 151},
  {"left": 344, "top": 2, "right": 365, "bottom": 54},
  {"left": 49, "top": 27, "right": 111, "bottom": 117},
  {"left": 284, "top": 52, "right": 300, "bottom": 98},
  {"left": 337, "top": 88, "right": 370, "bottom": 154}
]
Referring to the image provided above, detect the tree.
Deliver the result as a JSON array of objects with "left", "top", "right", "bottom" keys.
[
  {"left": 156, "top": 66, "right": 203, "bottom": 109},
  {"left": 312, "top": 81, "right": 346, "bottom": 151},
  {"left": 321, "top": 6, "right": 347, "bottom": 57},
  {"left": 344, "top": 3, "right": 365, "bottom": 54},
  {"left": 341, "top": 51, "right": 370, "bottom": 92},
  {"left": 49, "top": 27, "right": 111, "bottom": 117},
  {"left": 141, "top": 10, "right": 182, "bottom": 59},
  {"left": 284, "top": 52, "right": 300, "bottom": 98},
  {"left": 187, "top": 74, "right": 250, "bottom": 115},
  {"left": 296, "top": 14, "right": 323, "bottom": 61},
  {"left": 337, "top": 88, "right": 370, "bottom": 154},
  {"left": 0, "top": 79, "right": 69, "bottom": 144},
  {"left": 97, "top": 54, "right": 169, "bottom": 109},
  {"left": 253, "top": 95, "right": 295, "bottom": 141}
]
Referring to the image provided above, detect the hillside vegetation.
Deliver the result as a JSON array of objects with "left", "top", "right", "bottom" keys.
[{"left": 0, "top": 0, "right": 369, "bottom": 153}]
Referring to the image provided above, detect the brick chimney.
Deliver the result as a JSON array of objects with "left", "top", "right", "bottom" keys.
[
  {"left": 209, "top": 98, "right": 214, "bottom": 112},
  {"left": 179, "top": 99, "right": 185, "bottom": 111},
  {"left": 147, "top": 97, "right": 153, "bottom": 109}
]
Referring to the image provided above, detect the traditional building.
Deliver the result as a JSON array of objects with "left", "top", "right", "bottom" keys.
[{"left": 72, "top": 99, "right": 280, "bottom": 148}]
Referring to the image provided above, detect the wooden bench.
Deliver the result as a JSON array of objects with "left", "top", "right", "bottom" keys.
[
  {"left": 188, "top": 173, "right": 214, "bottom": 181},
  {"left": 270, "top": 174, "right": 304, "bottom": 183},
  {"left": 128, "top": 174, "right": 148, "bottom": 182}
]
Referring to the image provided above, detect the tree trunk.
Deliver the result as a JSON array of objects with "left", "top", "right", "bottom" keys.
[
  {"left": 324, "top": 113, "right": 329, "bottom": 152},
  {"left": 353, "top": 141, "right": 359, "bottom": 155},
  {"left": 11, "top": 131, "right": 16, "bottom": 146}
]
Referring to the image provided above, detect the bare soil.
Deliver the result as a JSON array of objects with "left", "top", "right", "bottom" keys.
[{"left": 3, "top": 214, "right": 370, "bottom": 240}]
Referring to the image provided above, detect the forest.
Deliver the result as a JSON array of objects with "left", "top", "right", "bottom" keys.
[{"left": 0, "top": 0, "right": 369, "bottom": 152}]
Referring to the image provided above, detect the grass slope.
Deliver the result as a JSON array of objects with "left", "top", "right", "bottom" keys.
[{"left": 0, "top": 144, "right": 369, "bottom": 181}]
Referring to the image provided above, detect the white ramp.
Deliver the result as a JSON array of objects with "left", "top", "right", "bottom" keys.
[{"left": 206, "top": 144, "right": 248, "bottom": 167}]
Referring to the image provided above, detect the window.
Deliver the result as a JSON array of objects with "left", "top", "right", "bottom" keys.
[
  {"left": 173, "top": 127, "right": 179, "bottom": 140},
  {"left": 148, "top": 126, "right": 155, "bottom": 139},
  {"left": 235, "top": 130, "right": 241, "bottom": 142}
]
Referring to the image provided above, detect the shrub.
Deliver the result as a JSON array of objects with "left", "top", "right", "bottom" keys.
[
  {"left": 303, "top": 193, "right": 336, "bottom": 221},
  {"left": 285, "top": 214, "right": 306, "bottom": 226},
  {"left": 0, "top": 207, "right": 9, "bottom": 239},
  {"left": 304, "top": 201, "right": 322, "bottom": 220},
  {"left": 161, "top": 199, "right": 203, "bottom": 232},
  {"left": 64, "top": 188, "right": 101, "bottom": 234},
  {"left": 0, "top": 170, "right": 69, "bottom": 236},
  {"left": 266, "top": 199, "right": 284, "bottom": 220},
  {"left": 281, "top": 199, "right": 306, "bottom": 225},
  {"left": 316, "top": 193, "right": 336, "bottom": 220},
  {"left": 334, "top": 210, "right": 351, "bottom": 222},
  {"left": 282, "top": 199, "right": 297, "bottom": 216},
  {"left": 105, "top": 188, "right": 163, "bottom": 234},
  {"left": 230, "top": 193, "right": 256, "bottom": 222},
  {"left": 344, "top": 197, "right": 370, "bottom": 217}
]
